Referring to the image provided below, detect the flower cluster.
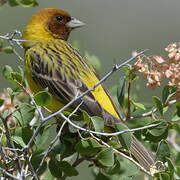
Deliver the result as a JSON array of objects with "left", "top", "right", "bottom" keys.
[{"left": 133, "top": 43, "right": 180, "bottom": 89}]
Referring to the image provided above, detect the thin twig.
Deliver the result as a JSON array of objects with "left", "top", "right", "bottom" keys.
[
  {"left": 0, "top": 115, "right": 22, "bottom": 173},
  {"left": 60, "top": 112, "right": 161, "bottom": 136},
  {"left": 0, "top": 31, "right": 25, "bottom": 61},
  {"left": 129, "top": 99, "right": 177, "bottom": 120},
  {"left": 25, "top": 155, "right": 39, "bottom": 180},
  {"left": 0, "top": 167, "right": 19, "bottom": 179},
  {"left": 0, "top": 31, "right": 27, "bottom": 45}
]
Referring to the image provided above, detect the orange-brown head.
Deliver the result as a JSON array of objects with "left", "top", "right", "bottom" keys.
[{"left": 23, "top": 8, "right": 85, "bottom": 47}]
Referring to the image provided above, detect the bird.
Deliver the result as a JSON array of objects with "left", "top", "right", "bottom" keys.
[{"left": 22, "top": 8, "right": 154, "bottom": 171}]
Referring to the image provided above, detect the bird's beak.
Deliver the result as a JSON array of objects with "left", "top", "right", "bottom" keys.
[{"left": 66, "top": 17, "right": 85, "bottom": 28}]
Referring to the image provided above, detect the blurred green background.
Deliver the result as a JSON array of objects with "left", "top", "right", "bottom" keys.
[{"left": 0, "top": 0, "right": 180, "bottom": 179}]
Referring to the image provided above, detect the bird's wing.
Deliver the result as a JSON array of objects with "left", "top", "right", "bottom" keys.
[{"left": 26, "top": 43, "right": 120, "bottom": 125}]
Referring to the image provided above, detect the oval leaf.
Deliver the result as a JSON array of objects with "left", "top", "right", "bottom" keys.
[
  {"left": 153, "top": 96, "right": 163, "bottom": 115},
  {"left": 97, "top": 147, "right": 114, "bottom": 167},
  {"left": 156, "top": 140, "right": 170, "bottom": 162},
  {"left": 176, "top": 102, "right": 180, "bottom": 117},
  {"left": 12, "top": 136, "right": 26, "bottom": 148},
  {"left": 117, "top": 77, "right": 126, "bottom": 108},
  {"left": 34, "top": 91, "right": 52, "bottom": 106},
  {"left": 75, "top": 137, "right": 102, "bottom": 155},
  {"left": 0, "top": 98, "right": 4, "bottom": 107},
  {"left": 48, "top": 158, "right": 62, "bottom": 178},
  {"left": 59, "top": 161, "right": 78, "bottom": 177},
  {"left": 2, "top": 65, "right": 13, "bottom": 80},
  {"left": 13, "top": 103, "right": 35, "bottom": 126},
  {"left": 91, "top": 116, "right": 104, "bottom": 132}
]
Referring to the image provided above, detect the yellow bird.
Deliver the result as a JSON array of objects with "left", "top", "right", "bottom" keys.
[{"left": 22, "top": 8, "right": 154, "bottom": 170}]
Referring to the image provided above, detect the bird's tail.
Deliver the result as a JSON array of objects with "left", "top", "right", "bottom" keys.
[{"left": 130, "top": 136, "right": 154, "bottom": 171}]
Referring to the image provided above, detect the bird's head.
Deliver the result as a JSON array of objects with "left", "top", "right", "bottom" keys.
[{"left": 23, "top": 8, "right": 85, "bottom": 47}]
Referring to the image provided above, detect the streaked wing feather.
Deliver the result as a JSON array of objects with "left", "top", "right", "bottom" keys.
[{"left": 30, "top": 50, "right": 109, "bottom": 118}]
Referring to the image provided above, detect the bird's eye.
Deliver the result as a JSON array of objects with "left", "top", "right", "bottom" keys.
[{"left": 55, "top": 15, "right": 63, "bottom": 22}]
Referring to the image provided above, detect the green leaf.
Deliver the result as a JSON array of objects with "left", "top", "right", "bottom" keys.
[
  {"left": 3, "top": 46, "right": 13, "bottom": 54},
  {"left": 12, "top": 136, "right": 26, "bottom": 148},
  {"left": 41, "top": 168, "right": 54, "bottom": 180},
  {"left": 163, "top": 106, "right": 169, "bottom": 114},
  {"left": 31, "top": 152, "right": 47, "bottom": 175},
  {"left": 156, "top": 140, "right": 170, "bottom": 162},
  {"left": 12, "top": 0, "right": 38, "bottom": 7},
  {"left": 11, "top": 72, "right": 23, "bottom": 85},
  {"left": 59, "top": 161, "right": 78, "bottom": 177},
  {"left": 91, "top": 116, "right": 104, "bottom": 132},
  {"left": 8, "top": 0, "right": 19, "bottom": 6},
  {"left": 13, "top": 103, "right": 35, "bottom": 126},
  {"left": 117, "top": 77, "right": 126, "bottom": 108},
  {"left": 34, "top": 90, "right": 52, "bottom": 106},
  {"left": 22, "top": 0, "right": 38, "bottom": 7},
  {"left": 38, "top": 161, "right": 47, "bottom": 175},
  {"left": 0, "top": 99, "right": 4, "bottom": 107},
  {"left": 120, "top": 177, "right": 134, "bottom": 180},
  {"left": 48, "top": 158, "right": 62, "bottom": 178},
  {"left": 146, "top": 123, "right": 168, "bottom": 142},
  {"left": 123, "top": 65, "right": 132, "bottom": 71},
  {"left": 153, "top": 96, "right": 163, "bottom": 115},
  {"left": 14, "top": 127, "right": 33, "bottom": 145},
  {"left": 176, "top": 101, "right": 180, "bottom": 117},
  {"left": 131, "top": 101, "right": 146, "bottom": 110},
  {"left": 104, "top": 160, "right": 121, "bottom": 175},
  {"left": 22, "top": 127, "right": 33, "bottom": 144},
  {"left": 148, "top": 123, "right": 168, "bottom": 137},
  {"left": 60, "top": 132, "right": 78, "bottom": 158},
  {"left": 82, "top": 111, "right": 91, "bottom": 124},
  {"left": 107, "top": 139, "right": 121, "bottom": 149},
  {"left": 175, "top": 166, "right": 180, "bottom": 177},
  {"left": 95, "top": 172, "right": 110, "bottom": 180},
  {"left": 166, "top": 158, "right": 174, "bottom": 175},
  {"left": 75, "top": 138, "right": 102, "bottom": 155},
  {"left": 119, "top": 157, "right": 139, "bottom": 176},
  {"left": 115, "top": 123, "right": 132, "bottom": 150},
  {"left": 35, "top": 126, "right": 52, "bottom": 151},
  {"left": 171, "top": 115, "right": 180, "bottom": 122},
  {"left": 170, "top": 122, "right": 180, "bottom": 133},
  {"left": 49, "top": 159, "right": 78, "bottom": 177},
  {"left": 162, "top": 85, "right": 177, "bottom": 104},
  {"left": 97, "top": 147, "right": 114, "bottom": 167},
  {"left": 2, "top": 65, "right": 13, "bottom": 80},
  {"left": 154, "top": 172, "right": 171, "bottom": 180},
  {"left": 51, "top": 143, "right": 66, "bottom": 155},
  {"left": 131, "top": 73, "right": 139, "bottom": 82}
]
